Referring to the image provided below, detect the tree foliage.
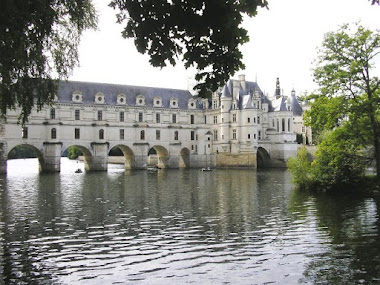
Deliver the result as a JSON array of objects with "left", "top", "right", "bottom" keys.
[
  {"left": 109, "top": 0, "right": 268, "bottom": 96},
  {"left": 305, "top": 23, "right": 380, "bottom": 179},
  {"left": 287, "top": 147, "right": 312, "bottom": 189},
  {"left": 288, "top": 128, "right": 370, "bottom": 192},
  {"left": 0, "top": 0, "right": 97, "bottom": 124},
  {"left": 67, "top": 146, "right": 82, "bottom": 160}
]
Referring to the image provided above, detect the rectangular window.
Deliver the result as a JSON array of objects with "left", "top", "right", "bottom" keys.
[
  {"left": 50, "top": 108, "right": 56, "bottom": 119},
  {"left": 257, "top": 116, "right": 260, "bottom": 124},
  {"left": 248, "top": 134, "right": 251, "bottom": 139},
  {"left": 258, "top": 130, "right": 261, "bottom": 140},
  {"left": 213, "top": 130, "right": 218, "bottom": 141},
  {"left": 233, "top": 114, "right": 236, "bottom": 122},
  {"left": 190, "top": 114, "right": 194, "bottom": 124},
  {"left": 156, "top": 113, "right": 160, "bottom": 123},
  {"left": 120, "top": 129, "right": 124, "bottom": 140},
  {"left": 213, "top": 116, "right": 218, "bottom": 124},
  {"left": 139, "top": 112, "right": 143, "bottom": 122},
  {"left": 156, "top": 130, "right": 160, "bottom": 140},
  {"left": 119, "top": 111, "right": 124, "bottom": 122},
  {"left": 172, "top": 114, "right": 177, "bottom": 123},
  {"left": 75, "top": 128, "right": 80, "bottom": 139},
  {"left": 248, "top": 117, "right": 250, "bottom": 123},
  {"left": 75, "top": 109, "right": 80, "bottom": 120},
  {"left": 191, "top": 130, "right": 195, "bottom": 141},
  {"left": 98, "top": 110, "right": 103, "bottom": 121},
  {"left": 174, "top": 131, "right": 179, "bottom": 140},
  {"left": 232, "top": 129, "right": 237, "bottom": 140},
  {"left": 22, "top": 127, "right": 28, "bottom": 139}
]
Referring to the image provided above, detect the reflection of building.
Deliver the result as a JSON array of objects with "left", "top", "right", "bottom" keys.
[{"left": 0, "top": 75, "right": 302, "bottom": 173}]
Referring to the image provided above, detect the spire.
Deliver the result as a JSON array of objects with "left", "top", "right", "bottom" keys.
[
  {"left": 221, "top": 85, "right": 231, "bottom": 98},
  {"left": 275, "top": 77, "right": 281, "bottom": 99}
]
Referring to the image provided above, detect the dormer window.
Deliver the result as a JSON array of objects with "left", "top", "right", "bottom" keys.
[
  {"left": 136, "top": 94, "right": 145, "bottom": 106},
  {"left": 95, "top": 92, "right": 105, "bottom": 104},
  {"left": 153, "top": 96, "right": 162, "bottom": 107},
  {"left": 72, "top": 91, "right": 82, "bottom": 103},
  {"left": 117, "top": 93, "right": 126, "bottom": 105},
  {"left": 170, "top": 97, "right": 178, "bottom": 108},
  {"left": 188, "top": 99, "right": 196, "bottom": 109}
]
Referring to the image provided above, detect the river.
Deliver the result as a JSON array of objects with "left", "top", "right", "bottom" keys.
[{"left": 0, "top": 158, "right": 379, "bottom": 284}]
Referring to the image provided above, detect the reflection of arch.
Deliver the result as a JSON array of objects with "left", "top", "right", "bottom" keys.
[
  {"left": 63, "top": 145, "right": 92, "bottom": 171},
  {"left": 7, "top": 144, "right": 44, "bottom": 171},
  {"left": 179, "top": 148, "right": 190, "bottom": 168},
  {"left": 110, "top": 145, "right": 135, "bottom": 169},
  {"left": 257, "top": 147, "right": 271, "bottom": 168},
  {"left": 149, "top": 145, "right": 169, "bottom": 168}
]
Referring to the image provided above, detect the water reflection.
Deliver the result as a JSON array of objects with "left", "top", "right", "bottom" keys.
[{"left": 0, "top": 159, "right": 379, "bottom": 284}]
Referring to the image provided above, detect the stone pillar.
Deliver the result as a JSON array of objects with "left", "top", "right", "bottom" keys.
[
  {"left": 41, "top": 142, "right": 62, "bottom": 173},
  {"left": 133, "top": 143, "right": 149, "bottom": 169},
  {"left": 0, "top": 142, "right": 8, "bottom": 174},
  {"left": 89, "top": 142, "right": 109, "bottom": 171}
]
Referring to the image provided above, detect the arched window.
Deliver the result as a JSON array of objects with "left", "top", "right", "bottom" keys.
[
  {"left": 99, "top": 129, "right": 104, "bottom": 140},
  {"left": 282, "top": 118, "right": 285, "bottom": 132},
  {"left": 174, "top": 131, "right": 179, "bottom": 141},
  {"left": 51, "top": 128, "right": 57, "bottom": 139},
  {"left": 140, "top": 130, "right": 145, "bottom": 140}
]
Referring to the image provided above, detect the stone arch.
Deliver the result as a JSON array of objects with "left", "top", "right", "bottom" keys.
[
  {"left": 7, "top": 144, "right": 44, "bottom": 172},
  {"left": 109, "top": 144, "right": 135, "bottom": 169},
  {"left": 149, "top": 145, "right": 169, "bottom": 168},
  {"left": 179, "top": 148, "right": 190, "bottom": 168},
  {"left": 62, "top": 145, "right": 93, "bottom": 172},
  {"left": 256, "top": 147, "right": 271, "bottom": 168}
]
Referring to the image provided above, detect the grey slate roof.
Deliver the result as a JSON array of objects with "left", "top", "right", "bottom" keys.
[
  {"left": 290, "top": 94, "right": 303, "bottom": 116},
  {"left": 57, "top": 80, "right": 202, "bottom": 109}
]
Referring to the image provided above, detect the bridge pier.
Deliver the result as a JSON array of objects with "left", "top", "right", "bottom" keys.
[
  {"left": 0, "top": 142, "right": 7, "bottom": 174},
  {"left": 87, "top": 143, "right": 109, "bottom": 171},
  {"left": 41, "top": 142, "right": 62, "bottom": 173}
]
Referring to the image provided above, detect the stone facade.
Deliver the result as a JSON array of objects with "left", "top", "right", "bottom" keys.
[{"left": 0, "top": 76, "right": 303, "bottom": 173}]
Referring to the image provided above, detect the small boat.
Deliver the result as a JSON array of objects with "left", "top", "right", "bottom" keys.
[
  {"left": 147, "top": 167, "right": 158, "bottom": 172},
  {"left": 201, "top": 167, "right": 212, "bottom": 171},
  {"left": 75, "top": 168, "right": 82, "bottom": 173}
]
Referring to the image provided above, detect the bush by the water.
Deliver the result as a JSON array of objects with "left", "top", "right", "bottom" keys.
[{"left": 288, "top": 129, "right": 370, "bottom": 192}]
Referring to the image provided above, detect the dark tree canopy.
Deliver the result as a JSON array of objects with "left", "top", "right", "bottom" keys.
[
  {"left": 0, "top": 0, "right": 97, "bottom": 124},
  {"left": 109, "top": 0, "right": 268, "bottom": 96}
]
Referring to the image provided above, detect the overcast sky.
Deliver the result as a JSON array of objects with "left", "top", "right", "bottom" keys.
[{"left": 70, "top": 0, "right": 380, "bottom": 97}]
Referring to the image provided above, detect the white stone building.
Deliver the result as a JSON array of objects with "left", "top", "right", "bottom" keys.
[{"left": 0, "top": 75, "right": 303, "bottom": 173}]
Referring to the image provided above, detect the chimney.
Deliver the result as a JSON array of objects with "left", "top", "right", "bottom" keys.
[{"left": 238, "top": 74, "right": 246, "bottom": 91}]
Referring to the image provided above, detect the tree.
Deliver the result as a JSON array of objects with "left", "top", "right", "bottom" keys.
[
  {"left": 109, "top": 0, "right": 268, "bottom": 96},
  {"left": 0, "top": 0, "right": 97, "bottom": 124},
  {"left": 67, "top": 146, "right": 81, "bottom": 160},
  {"left": 287, "top": 146, "right": 312, "bottom": 189},
  {"left": 306, "top": 23, "right": 380, "bottom": 179}
]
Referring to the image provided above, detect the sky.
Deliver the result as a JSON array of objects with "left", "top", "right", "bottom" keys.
[{"left": 70, "top": 0, "right": 380, "bottom": 97}]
